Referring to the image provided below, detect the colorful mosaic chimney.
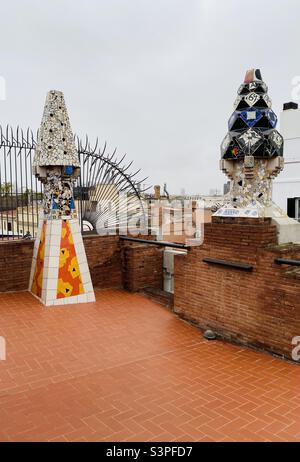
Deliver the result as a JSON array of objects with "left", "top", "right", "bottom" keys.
[
  {"left": 215, "top": 69, "right": 285, "bottom": 218},
  {"left": 29, "top": 91, "right": 95, "bottom": 306}
]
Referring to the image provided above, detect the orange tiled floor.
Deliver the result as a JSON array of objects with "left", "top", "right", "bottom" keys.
[{"left": 0, "top": 289, "right": 299, "bottom": 442}]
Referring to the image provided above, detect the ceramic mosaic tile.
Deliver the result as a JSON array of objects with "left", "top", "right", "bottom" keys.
[
  {"left": 57, "top": 220, "right": 84, "bottom": 299},
  {"left": 216, "top": 69, "right": 285, "bottom": 218},
  {"left": 31, "top": 220, "right": 46, "bottom": 298},
  {"left": 244, "top": 92, "right": 260, "bottom": 107},
  {"left": 30, "top": 90, "right": 95, "bottom": 306},
  {"left": 33, "top": 91, "right": 80, "bottom": 169}
]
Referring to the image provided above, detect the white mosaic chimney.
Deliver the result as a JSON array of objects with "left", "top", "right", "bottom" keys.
[{"left": 29, "top": 91, "right": 95, "bottom": 306}]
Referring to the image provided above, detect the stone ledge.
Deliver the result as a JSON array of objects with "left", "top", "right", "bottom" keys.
[
  {"left": 267, "top": 242, "right": 300, "bottom": 254},
  {"left": 212, "top": 216, "right": 272, "bottom": 225}
]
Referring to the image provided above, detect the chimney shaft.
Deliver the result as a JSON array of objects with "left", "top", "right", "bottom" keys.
[{"left": 154, "top": 185, "right": 161, "bottom": 199}]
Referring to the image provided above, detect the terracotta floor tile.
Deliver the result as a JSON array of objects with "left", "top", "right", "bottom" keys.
[{"left": 0, "top": 289, "right": 299, "bottom": 442}]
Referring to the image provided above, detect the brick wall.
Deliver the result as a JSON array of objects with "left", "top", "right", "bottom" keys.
[
  {"left": 2, "top": 219, "right": 299, "bottom": 360},
  {"left": 0, "top": 240, "right": 34, "bottom": 292},
  {"left": 83, "top": 235, "right": 122, "bottom": 289},
  {"left": 174, "top": 217, "right": 300, "bottom": 360},
  {"left": 0, "top": 234, "right": 122, "bottom": 292},
  {"left": 121, "top": 242, "right": 164, "bottom": 292}
]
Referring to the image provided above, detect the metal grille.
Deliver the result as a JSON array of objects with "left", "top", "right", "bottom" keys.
[{"left": 0, "top": 126, "right": 148, "bottom": 240}]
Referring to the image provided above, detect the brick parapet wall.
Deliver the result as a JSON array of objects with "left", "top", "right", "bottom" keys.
[
  {"left": 0, "top": 234, "right": 122, "bottom": 292},
  {"left": 174, "top": 218, "right": 300, "bottom": 360},
  {"left": 121, "top": 241, "right": 164, "bottom": 292},
  {"left": 83, "top": 235, "right": 122, "bottom": 289},
  {"left": 0, "top": 235, "right": 163, "bottom": 294},
  {"left": 0, "top": 240, "right": 34, "bottom": 292},
  {"left": 2, "top": 220, "right": 300, "bottom": 360}
]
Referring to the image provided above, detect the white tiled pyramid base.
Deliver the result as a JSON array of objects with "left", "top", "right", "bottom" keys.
[{"left": 29, "top": 218, "right": 95, "bottom": 306}]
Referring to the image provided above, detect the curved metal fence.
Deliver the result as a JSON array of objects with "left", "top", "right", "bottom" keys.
[{"left": 0, "top": 125, "right": 148, "bottom": 240}]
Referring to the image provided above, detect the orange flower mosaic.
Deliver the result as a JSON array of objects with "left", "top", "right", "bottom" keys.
[
  {"left": 57, "top": 220, "right": 84, "bottom": 298},
  {"left": 31, "top": 220, "right": 46, "bottom": 298}
]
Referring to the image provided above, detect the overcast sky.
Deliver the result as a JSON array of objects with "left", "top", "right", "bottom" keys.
[{"left": 0, "top": 0, "right": 299, "bottom": 194}]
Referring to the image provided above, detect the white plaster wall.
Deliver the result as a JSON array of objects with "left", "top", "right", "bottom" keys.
[{"left": 273, "top": 108, "right": 300, "bottom": 213}]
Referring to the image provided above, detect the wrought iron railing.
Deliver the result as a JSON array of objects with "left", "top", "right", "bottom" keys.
[{"left": 0, "top": 126, "right": 149, "bottom": 240}]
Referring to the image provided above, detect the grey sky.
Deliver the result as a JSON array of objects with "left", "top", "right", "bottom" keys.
[{"left": 0, "top": 0, "right": 299, "bottom": 194}]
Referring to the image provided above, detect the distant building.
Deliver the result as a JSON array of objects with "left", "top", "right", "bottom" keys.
[
  {"left": 142, "top": 185, "right": 227, "bottom": 242},
  {"left": 0, "top": 205, "right": 41, "bottom": 239},
  {"left": 273, "top": 102, "right": 300, "bottom": 221},
  {"left": 223, "top": 182, "right": 230, "bottom": 195}
]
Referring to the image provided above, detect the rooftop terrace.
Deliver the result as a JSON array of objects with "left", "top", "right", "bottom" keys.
[{"left": 0, "top": 289, "right": 299, "bottom": 442}]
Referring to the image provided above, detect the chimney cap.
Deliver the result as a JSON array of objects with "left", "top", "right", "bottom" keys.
[
  {"left": 283, "top": 101, "right": 298, "bottom": 111},
  {"left": 244, "top": 68, "right": 262, "bottom": 83},
  {"left": 154, "top": 184, "right": 161, "bottom": 199}
]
